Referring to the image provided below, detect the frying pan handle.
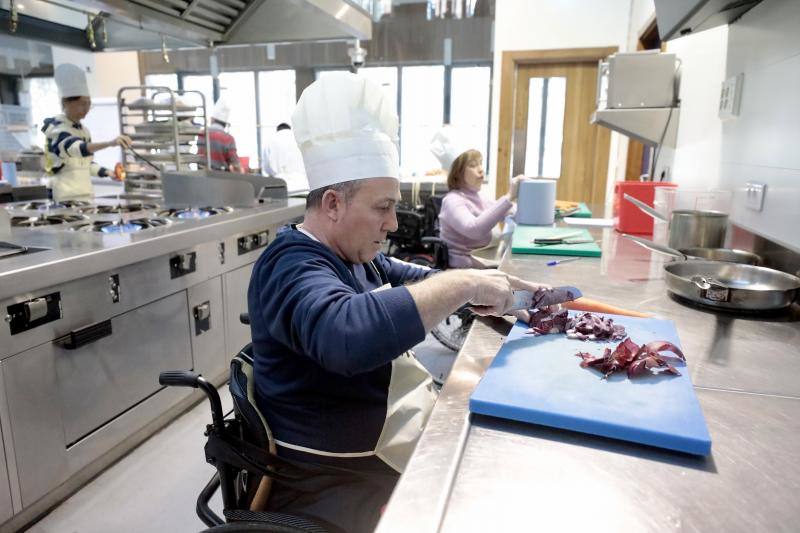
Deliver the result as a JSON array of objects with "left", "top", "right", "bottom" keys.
[
  {"left": 621, "top": 234, "right": 686, "bottom": 259},
  {"left": 623, "top": 193, "right": 669, "bottom": 222},
  {"left": 691, "top": 275, "right": 731, "bottom": 302}
]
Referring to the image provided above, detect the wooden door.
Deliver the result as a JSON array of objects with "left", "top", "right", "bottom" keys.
[{"left": 509, "top": 62, "right": 611, "bottom": 206}]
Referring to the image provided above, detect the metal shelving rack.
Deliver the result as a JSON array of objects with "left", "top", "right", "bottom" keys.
[{"left": 117, "top": 86, "right": 211, "bottom": 196}]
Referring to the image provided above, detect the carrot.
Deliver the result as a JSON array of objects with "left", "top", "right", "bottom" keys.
[{"left": 563, "top": 297, "right": 652, "bottom": 318}]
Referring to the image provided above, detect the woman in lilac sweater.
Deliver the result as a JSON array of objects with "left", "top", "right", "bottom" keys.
[{"left": 438, "top": 149, "right": 522, "bottom": 268}]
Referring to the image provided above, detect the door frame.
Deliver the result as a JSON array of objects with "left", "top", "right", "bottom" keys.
[{"left": 495, "top": 47, "right": 618, "bottom": 199}]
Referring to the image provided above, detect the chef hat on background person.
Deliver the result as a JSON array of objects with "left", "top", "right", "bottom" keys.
[
  {"left": 212, "top": 95, "right": 233, "bottom": 124},
  {"left": 292, "top": 72, "right": 399, "bottom": 191},
  {"left": 430, "top": 125, "right": 467, "bottom": 170},
  {"left": 54, "top": 64, "right": 90, "bottom": 99}
]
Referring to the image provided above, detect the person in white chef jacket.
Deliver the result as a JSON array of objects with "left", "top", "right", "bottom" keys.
[
  {"left": 42, "top": 63, "right": 132, "bottom": 201},
  {"left": 261, "top": 121, "right": 308, "bottom": 193}
]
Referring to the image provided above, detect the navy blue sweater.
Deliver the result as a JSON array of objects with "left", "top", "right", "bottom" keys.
[{"left": 247, "top": 227, "right": 433, "bottom": 458}]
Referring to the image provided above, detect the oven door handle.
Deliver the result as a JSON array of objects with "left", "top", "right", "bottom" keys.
[{"left": 55, "top": 320, "right": 113, "bottom": 350}]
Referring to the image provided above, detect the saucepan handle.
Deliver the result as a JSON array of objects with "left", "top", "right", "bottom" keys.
[{"left": 623, "top": 193, "right": 669, "bottom": 222}]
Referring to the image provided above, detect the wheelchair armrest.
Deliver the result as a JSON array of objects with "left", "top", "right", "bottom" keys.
[{"left": 421, "top": 236, "right": 444, "bottom": 245}]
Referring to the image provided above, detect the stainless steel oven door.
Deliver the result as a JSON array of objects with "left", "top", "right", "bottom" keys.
[{"left": 54, "top": 291, "right": 192, "bottom": 445}]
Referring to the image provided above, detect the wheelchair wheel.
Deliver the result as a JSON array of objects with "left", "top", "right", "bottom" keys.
[{"left": 430, "top": 307, "right": 476, "bottom": 352}]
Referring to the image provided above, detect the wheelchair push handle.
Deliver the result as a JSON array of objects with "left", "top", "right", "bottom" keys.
[
  {"left": 159, "top": 370, "right": 226, "bottom": 430},
  {"left": 159, "top": 370, "right": 202, "bottom": 388}
]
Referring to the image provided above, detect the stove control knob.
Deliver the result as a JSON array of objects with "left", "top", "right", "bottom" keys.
[
  {"left": 180, "top": 254, "right": 193, "bottom": 271},
  {"left": 239, "top": 236, "right": 252, "bottom": 251},
  {"left": 257, "top": 231, "right": 269, "bottom": 247}
]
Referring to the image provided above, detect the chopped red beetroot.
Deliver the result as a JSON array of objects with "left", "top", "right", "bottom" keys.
[
  {"left": 528, "top": 311, "right": 626, "bottom": 341},
  {"left": 575, "top": 338, "right": 685, "bottom": 380}
]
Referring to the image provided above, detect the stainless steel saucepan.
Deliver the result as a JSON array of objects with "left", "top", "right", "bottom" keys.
[
  {"left": 664, "top": 261, "right": 800, "bottom": 311},
  {"left": 623, "top": 234, "right": 762, "bottom": 265},
  {"left": 624, "top": 193, "right": 728, "bottom": 249}
]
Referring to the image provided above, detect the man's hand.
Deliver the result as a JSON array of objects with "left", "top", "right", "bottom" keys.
[{"left": 406, "top": 269, "right": 550, "bottom": 331}]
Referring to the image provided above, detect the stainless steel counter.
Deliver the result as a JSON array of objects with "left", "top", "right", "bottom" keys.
[
  {"left": 378, "top": 228, "right": 800, "bottom": 533},
  {"left": 0, "top": 198, "right": 305, "bottom": 300}
]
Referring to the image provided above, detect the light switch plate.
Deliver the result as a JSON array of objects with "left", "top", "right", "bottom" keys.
[
  {"left": 719, "top": 73, "right": 744, "bottom": 119},
  {"left": 744, "top": 181, "right": 766, "bottom": 212}
]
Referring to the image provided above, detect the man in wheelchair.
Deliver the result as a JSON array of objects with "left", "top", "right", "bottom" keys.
[{"left": 241, "top": 73, "right": 547, "bottom": 533}]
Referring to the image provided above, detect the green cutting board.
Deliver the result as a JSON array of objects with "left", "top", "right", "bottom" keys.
[
  {"left": 511, "top": 226, "right": 602, "bottom": 257},
  {"left": 571, "top": 203, "right": 592, "bottom": 218},
  {"left": 556, "top": 202, "right": 592, "bottom": 218}
]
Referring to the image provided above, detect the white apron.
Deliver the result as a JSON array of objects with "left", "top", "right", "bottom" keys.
[
  {"left": 274, "top": 281, "right": 438, "bottom": 473},
  {"left": 51, "top": 156, "right": 93, "bottom": 201}
]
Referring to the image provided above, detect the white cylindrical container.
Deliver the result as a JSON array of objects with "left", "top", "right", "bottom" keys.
[{"left": 515, "top": 179, "right": 556, "bottom": 225}]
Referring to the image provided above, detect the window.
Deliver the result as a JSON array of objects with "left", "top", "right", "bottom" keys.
[
  {"left": 181, "top": 74, "right": 214, "bottom": 122},
  {"left": 218, "top": 71, "right": 257, "bottom": 169},
  {"left": 450, "top": 66, "right": 491, "bottom": 167},
  {"left": 144, "top": 74, "right": 178, "bottom": 98},
  {"left": 400, "top": 65, "right": 444, "bottom": 175},
  {"left": 24, "top": 77, "right": 60, "bottom": 148},
  {"left": 257, "top": 69, "right": 297, "bottom": 170},
  {"left": 358, "top": 67, "right": 398, "bottom": 114},
  {"left": 523, "top": 76, "right": 566, "bottom": 178}
]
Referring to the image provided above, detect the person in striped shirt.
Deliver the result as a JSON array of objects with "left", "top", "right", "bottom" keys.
[
  {"left": 44, "top": 63, "right": 131, "bottom": 200},
  {"left": 198, "top": 96, "right": 242, "bottom": 173}
]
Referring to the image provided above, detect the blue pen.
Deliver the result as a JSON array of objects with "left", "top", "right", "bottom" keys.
[{"left": 546, "top": 257, "right": 581, "bottom": 266}]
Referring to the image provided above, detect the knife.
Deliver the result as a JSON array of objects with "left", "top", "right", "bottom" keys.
[{"left": 510, "top": 286, "right": 583, "bottom": 311}]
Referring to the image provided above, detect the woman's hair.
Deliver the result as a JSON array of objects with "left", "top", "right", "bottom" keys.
[{"left": 447, "top": 149, "right": 483, "bottom": 190}]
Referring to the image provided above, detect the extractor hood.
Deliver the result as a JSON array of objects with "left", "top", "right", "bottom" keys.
[{"left": 1, "top": 0, "right": 372, "bottom": 52}]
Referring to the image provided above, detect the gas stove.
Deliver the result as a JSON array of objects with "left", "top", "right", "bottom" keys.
[
  {"left": 69, "top": 217, "right": 174, "bottom": 234},
  {"left": 11, "top": 214, "right": 90, "bottom": 227},
  {"left": 11, "top": 200, "right": 92, "bottom": 211},
  {"left": 157, "top": 206, "right": 234, "bottom": 219},
  {"left": 76, "top": 202, "right": 160, "bottom": 215}
]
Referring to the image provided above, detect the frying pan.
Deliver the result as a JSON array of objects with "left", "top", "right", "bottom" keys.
[
  {"left": 664, "top": 261, "right": 800, "bottom": 311},
  {"left": 623, "top": 234, "right": 762, "bottom": 265}
]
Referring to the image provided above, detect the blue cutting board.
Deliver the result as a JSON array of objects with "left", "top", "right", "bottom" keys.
[
  {"left": 511, "top": 226, "right": 602, "bottom": 257},
  {"left": 469, "top": 314, "right": 712, "bottom": 455}
]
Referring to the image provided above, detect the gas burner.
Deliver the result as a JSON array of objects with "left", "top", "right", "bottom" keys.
[
  {"left": 69, "top": 217, "right": 173, "bottom": 234},
  {"left": 77, "top": 203, "right": 159, "bottom": 214},
  {"left": 11, "top": 214, "right": 89, "bottom": 227},
  {"left": 14, "top": 200, "right": 92, "bottom": 210},
  {"left": 157, "top": 206, "right": 234, "bottom": 219}
]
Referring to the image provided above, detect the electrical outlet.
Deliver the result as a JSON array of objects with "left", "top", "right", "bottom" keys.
[
  {"left": 744, "top": 181, "right": 766, "bottom": 212},
  {"left": 719, "top": 73, "right": 743, "bottom": 119}
]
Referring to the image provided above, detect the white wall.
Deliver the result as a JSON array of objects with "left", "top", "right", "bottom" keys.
[
  {"left": 94, "top": 51, "right": 141, "bottom": 98},
  {"left": 719, "top": 0, "right": 800, "bottom": 251},
  {"left": 665, "top": 25, "right": 728, "bottom": 188},
  {"left": 489, "top": 0, "right": 632, "bottom": 201},
  {"left": 653, "top": 0, "right": 800, "bottom": 251}
]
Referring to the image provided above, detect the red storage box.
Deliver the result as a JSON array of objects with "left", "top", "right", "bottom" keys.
[{"left": 613, "top": 181, "right": 677, "bottom": 234}]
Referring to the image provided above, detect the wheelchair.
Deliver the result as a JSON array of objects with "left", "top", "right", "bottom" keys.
[
  {"left": 159, "top": 315, "right": 367, "bottom": 533},
  {"left": 386, "top": 195, "right": 475, "bottom": 352}
]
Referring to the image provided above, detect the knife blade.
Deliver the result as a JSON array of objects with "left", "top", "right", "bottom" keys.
[{"left": 510, "top": 286, "right": 582, "bottom": 311}]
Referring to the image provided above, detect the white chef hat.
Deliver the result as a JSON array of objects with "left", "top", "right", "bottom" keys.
[
  {"left": 430, "top": 125, "right": 468, "bottom": 170},
  {"left": 292, "top": 72, "right": 399, "bottom": 191},
  {"left": 54, "top": 63, "right": 90, "bottom": 98},
  {"left": 212, "top": 96, "right": 232, "bottom": 124}
]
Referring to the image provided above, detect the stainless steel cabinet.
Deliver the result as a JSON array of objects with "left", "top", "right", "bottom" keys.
[
  {"left": 3, "top": 292, "right": 192, "bottom": 506},
  {"left": 0, "top": 365, "right": 16, "bottom": 523},
  {"left": 187, "top": 278, "right": 226, "bottom": 380},
  {"left": 224, "top": 264, "right": 254, "bottom": 357},
  {"left": 3, "top": 343, "right": 69, "bottom": 507}
]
